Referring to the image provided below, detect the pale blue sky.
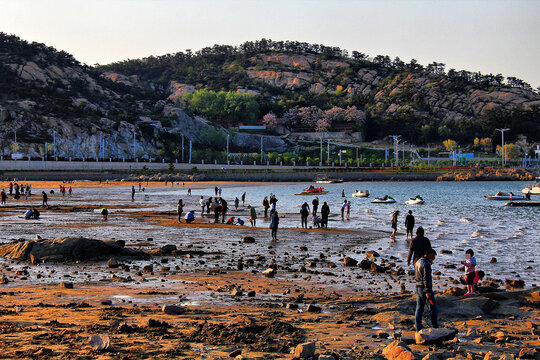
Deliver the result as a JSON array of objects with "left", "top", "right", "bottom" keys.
[{"left": 1, "top": 0, "right": 539, "bottom": 87}]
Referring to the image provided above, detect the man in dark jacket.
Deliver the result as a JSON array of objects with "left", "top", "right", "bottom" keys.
[
  {"left": 407, "top": 227, "right": 432, "bottom": 266},
  {"left": 414, "top": 248, "right": 439, "bottom": 332},
  {"left": 405, "top": 210, "right": 415, "bottom": 240},
  {"left": 320, "top": 202, "right": 330, "bottom": 230}
]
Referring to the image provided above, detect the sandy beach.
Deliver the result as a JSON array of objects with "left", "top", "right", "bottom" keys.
[{"left": 0, "top": 181, "right": 538, "bottom": 359}]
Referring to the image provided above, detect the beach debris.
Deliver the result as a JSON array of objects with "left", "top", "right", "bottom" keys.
[
  {"left": 414, "top": 327, "right": 457, "bottom": 345},
  {"left": 143, "top": 264, "right": 153, "bottom": 273},
  {"left": 88, "top": 334, "right": 110, "bottom": 351},
  {"left": 242, "top": 236, "right": 255, "bottom": 243},
  {"left": 343, "top": 257, "right": 358, "bottom": 267},
  {"left": 294, "top": 341, "right": 316, "bottom": 358},
  {"left": 228, "top": 349, "right": 242, "bottom": 357},
  {"left": 505, "top": 279, "right": 525, "bottom": 288},
  {"left": 382, "top": 340, "right": 414, "bottom": 360},
  {"left": 306, "top": 304, "right": 321, "bottom": 313},
  {"left": 147, "top": 318, "right": 170, "bottom": 328},
  {"left": 162, "top": 304, "right": 185, "bottom": 315},
  {"left": 232, "top": 288, "right": 243, "bottom": 296}
]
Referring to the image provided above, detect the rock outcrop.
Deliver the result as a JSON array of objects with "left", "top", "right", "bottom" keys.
[{"left": 0, "top": 237, "right": 149, "bottom": 263}]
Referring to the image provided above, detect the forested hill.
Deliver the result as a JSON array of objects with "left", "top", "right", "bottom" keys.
[
  {"left": 1, "top": 34, "right": 539, "bottom": 161},
  {"left": 98, "top": 39, "right": 540, "bottom": 143}
]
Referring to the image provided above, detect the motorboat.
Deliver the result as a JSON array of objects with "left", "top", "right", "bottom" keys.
[
  {"left": 315, "top": 175, "right": 344, "bottom": 184},
  {"left": 352, "top": 190, "right": 370, "bottom": 198},
  {"left": 522, "top": 183, "right": 540, "bottom": 196},
  {"left": 485, "top": 192, "right": 526, "bottom": 201},
  {"left": 371, "top": 196, "right": 396, "bottom": 204},
  {"left": 405, "top": 196, "right": 425, "bottom": 205},
  {"left": 295, "top": 185, "right": 328, "bottom": 195}
]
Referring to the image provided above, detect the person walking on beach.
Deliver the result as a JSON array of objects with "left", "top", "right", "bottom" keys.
[
  {"left": 212, "top": 198, "right": 221, "bottom": 223},
  {"left": 461, "top": 249, "right": 477, "bottom": 295},
  {"left": 214, "top": 186, "right": 218, "bottom": 196},
  {"left": 405, "top": 210, "right": 415, "bottom": 240},
  {"left": 407, "top": 227, "right": 432, "bottom": 266},
  {"left": 270, "top": 211, "right": 279, "bottom": 240},
  {"left": 218, "top": 187, "right": 222, "bottom": 197},
  {"left": 341, "top": 189, "right": 345, "bottom": 197},
  {"left": 42, "top": 191, "right": 48, "bottom": 208},
  {"left": 321, "top": 201, "right": 330, "bottom": 230},
  {"left": 9, "top": 182, "right": 13, "bottom": 196},
  {"left": 269, "top": 194, "right": 278, "bottom": 213},
  {"left": 341, "top": 200, "right": 347, "bottom": 220},
  {"left": 263, "top": 196, "right": 270, "bottom": 217},
  {"left": 199, "top": 196, "right": 206, "bottom": 216},
  {"left": 300, "top": 202, "right": 310, "bottom": 229},
  {"left": 101, "top": 208, "right": 109, "bottom": 221},
  {"left": 68, "top": 186, "right": 72, "bottom": 196},
  {"left": 131, "top": 186, "right": 135, "bottom": 201},
  {"left": 414, "top": 248, "right": 439, "bottom": 332},
  {"left": 312, "top": 197, "right": 319, "bottom": 216},
  {"left": 391, "top": 210, "right": 399, "bottom": 242},
  {"left": 1, "top": 189, "right": 7, "bottom": 206},
  {"left": 234, "top": 197, "right": 239, "bottom": 210},
  {"left": 346, "top": 200, "right": 351, "bottom": 220},
  {"left": 241, "top": 192, "right": 246, "bottom": 206},
  {"left": 220, "top": 198, "right": 228, "bottom": 223},
  {"left": 177, "top": 199, "right": 184, "bottom": 223},
  {"left": 249, "top": 204, "right": 257, "bottom": 227},
  {"left": 187, "top": 188, "right": 191, "bottom": 196}
]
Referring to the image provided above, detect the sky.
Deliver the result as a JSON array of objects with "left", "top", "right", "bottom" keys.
[{"left": 1, "top": 0, "right": 539, "bottom": 87}]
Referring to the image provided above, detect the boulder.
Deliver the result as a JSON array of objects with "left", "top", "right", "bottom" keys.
[
  {"left": 505, "top": 279, "right": 525, "bottom": 288},
  {"left": 343, "top": 257, "right": 358, "bottom": 267},
  {"left": 242, "top": 236, "right": 255, "bottom": 244},
  {"left": 414, "top": 328, "right": 457, "bottom": 345},
  {"left": 366, "top": 250, "right": 380, "bottom": 258},
  {"left": 161, "top": 304, "right": 185, "bottom": 315},
  {"left": 0, "top": 237, "right": 149, "bottom": 263},
  {"left": 88, "top": 334, "right": 110, "bottom": 351},
  {"left": 294, "top": 341, "right": 316, "bottom": 358},
  {"left": 318, "top": 355, "right": 335, "bottom": 360},
  {"left": 382, "top": 340, "right": 415, "bottom": 360},
  {"left": 59, "top": 282, "right": 73, "bottom": 289},
  {"left": 360, "top": 259, "right": 374, "bottom": 269},
  {"left": 262, "top": 268, "right": 276, "bottom": 278},
  {"left": 518, "top": 348, "right": 537, "bottom": 359},
  {"left": 107, "top": 258, "right": 119, "bottom": 268},
  {"left": 306, "top": 304, "right": 321, "bottom": 313}
]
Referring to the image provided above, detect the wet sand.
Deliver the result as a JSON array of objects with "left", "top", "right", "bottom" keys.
[{"left": 0, "top": 181, "right": 538, "bottom": 359}]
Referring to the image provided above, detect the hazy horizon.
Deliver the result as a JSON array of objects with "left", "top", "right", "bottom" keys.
[{"left": 1, "top": 0, "right": 539, "bottom": 87}]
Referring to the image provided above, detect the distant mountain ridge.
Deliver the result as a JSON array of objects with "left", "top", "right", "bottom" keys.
[{"left": 1, "top": 34, "right": 539, "bottom": 160}]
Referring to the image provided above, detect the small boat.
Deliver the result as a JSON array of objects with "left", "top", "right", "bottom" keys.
[
  {"left": 315, "top": 175, "right": 344, "bottom": 184},
  {"left": 295, "top": 185, "right": 328, "bottom": 196},
  {"left": 485, "top": 192, "right": 526, "bottom": 201},
  {"left": 352, "top": 190, "right": 370, "bottom": 198},
  {"left": 405, "top": 196, "right": 425, "bottom": 205},
  {"left": 522, "top": 183, "right": 540, "bottom": 195},
  {"left": 371, "top": 196, "right": 396, "bottom": 204}
]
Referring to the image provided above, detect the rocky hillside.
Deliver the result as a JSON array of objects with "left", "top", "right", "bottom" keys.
[{"left": 1, "top": 35, "right": 539, "bottom": 160}]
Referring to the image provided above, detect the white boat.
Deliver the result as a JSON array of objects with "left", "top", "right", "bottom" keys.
[
  {"left": 522, "top": 183, "right": 540, "bottom": 195},
  {"left": 405, "top": 196, "right": 425, "bottom": 205},
  {"left": 485, "top": 192, "right": 526, "bottom": 201},
  {"left": 315, "top": 175, "right": 343, "bottom": 184},
  {"left": 352, "top": 190, "right": 370, "bottom": 198},
  {"left": 371, "top": 196, "right": 396, "bottom": 204}
]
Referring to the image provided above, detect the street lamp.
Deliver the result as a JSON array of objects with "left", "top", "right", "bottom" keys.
[{"left": 496, "top": 128, "right": 510, "bottom": 166}]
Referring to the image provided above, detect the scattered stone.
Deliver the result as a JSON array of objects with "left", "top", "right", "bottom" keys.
[
  {"left": 343, "top": 257, "right": 358, "bottom": 267},
  {"left": 101, "top": 300, "right": 113, "bottom": 306},
  {"left": 232, "top": 288, "right": 243, "bottom": 297},
  {"left": 382, "top": 340, "right": 415, "bottom": 360},
  {"left": 440, "top": 250, "right": 453, "bottom": 254},
  {"left": 443, "top": 287, "right": 465, "bottom": 296},
  {"left": 0, "top": 276, "right": 9, "bottom": 284},
  {"left": 294, "top": 341, "right": 316, "bottom": 358},
  {"left": 262, "top": 268, "right": 276, "bottom": 278},
  {"left": 242, "top": 236, "right": 255, "bottom": 244},
  {"left": 318, "top": 355, "right": 335, "bottom": 360},
  {"left": 518, "top": 348, "right": 537, "bottom": 359},
  {"left": 247, "top": 290, "right": 256, "bottom": 297},
  {"left": 59, "top": 282, "right": 73, "bottom": 289},
  {"left": 377, "top": 330, "right": 390, "bottom": 339},
  {"left": 286, "top": 303, "right": 298, "bottom": 310},
  {"left": 143, "top": 264, "right": 153, "bottom": 273},
  {"left": 415, "top": 328, "right": 458, "bottom": 345},
  {"left": 366, "top": 250, "right": 380, "bottom": 258},
  {"left": 306, "top": 304, "right": 321, "bottom": 313},
  {"left": 360, "top": 259, "right": 374, "bottom": 269},
  {"left": 88, "top": 334, "right": 110, "bottom": 351},
  {"left": 229, "top": 349, "right": 242, "bottom": 358},
  {"left": 162, "top": 304, "right": 185, "bottom": 315},
  {"left": 299, "top": 246, "right": 308, "bottom": 251},
  {"left": 147, "top": 318, "right": 170, "bottom": 328},
  {"left": 505, "top": 279, "right": 525, "bottom": 288},
  {"left": 107, "top": 258, "right": 119, "bottom": 268},
  {"left": 490, "top": 257, "right": 497, "bottom": 263}
]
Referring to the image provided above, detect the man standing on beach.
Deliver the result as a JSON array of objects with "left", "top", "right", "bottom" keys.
[
  {"left": 414, "top": 248, "right": 439, "bottom": 332},
  {"left": 321, "top": 201, "right": 330, "bottom": 229},
  {"left": 407, "top": 227, "right": 432, "bottom": 266},
  {"left": 312, "top": 197, "right": 319, "bottom": 216},
  {"left": 405, "top": 210, "right": 415, "bottom": 240},
  {"left": 42, "top": 191, "right": 48, "bottom": 208},
  {"left": 270, "top": 211, "right": 279, "bottom": 240},
  {"left": 131, "top": 186, "right": 135, "bottom": 201},
  {"left": 241, "top": 192, "right": 246, "bottom": 206}
]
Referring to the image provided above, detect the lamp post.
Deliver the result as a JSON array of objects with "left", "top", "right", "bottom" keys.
[
  {"left": 389, "top": 135, "right": 400, "bottom": 167},
  {"left": 496, "top": 128, "right": 510, "bottom": 166}
]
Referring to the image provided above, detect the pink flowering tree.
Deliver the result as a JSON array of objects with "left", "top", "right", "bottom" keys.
[
  {"left": 262, "top": 112, "right": 279, "bottom": 128},
  {"left": 344, "top": 105, "right": 366, "bottom": 124},
  {"left": 316, "top": 118, "right": 331, "bottom": 132}
]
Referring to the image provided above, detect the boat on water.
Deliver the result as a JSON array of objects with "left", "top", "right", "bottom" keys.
[
  {"left": 371, "top": 195, "right": 396, "bottom": 204},
  {"left": 294, "top": 185, "right": 328, "bottom": 195},
  {"left": 352, "top": 190, "right": 370, "bottom": 198},
  {"left": 485, "top": 192, "right": 527, "bottom": 201},
  {"left": 405, "top": 195, "right": 425, "bottom": 205},
  {"left": 522, "top": 183, "right": 540, "bottom": 195},
  {"left": 314, "top": 175, "right": 344, "bottom": 184}
]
